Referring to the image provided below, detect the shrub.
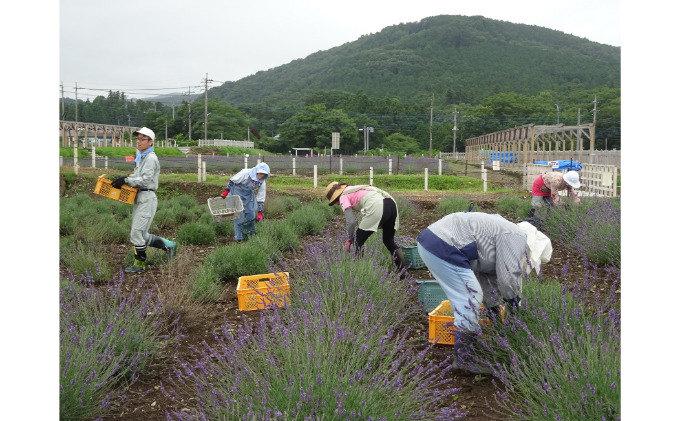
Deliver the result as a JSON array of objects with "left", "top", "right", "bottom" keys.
[
  {"left": 253, "top": 220, "right": 300, "bottom": 253},
  {"left": 285, "top": 202, "right": 333, "bottom": 236},
  {"left": 541, "top": 197, "right": 621, "bottom": 266},
  {"left": 60, "top": 273, "right": 172, "bottom": 420},
  {"left": 477, "top": 277, "right": 621, "bottom": 421},
  {"left": 438, "top": 196, "right": 475, "bottom": 214},
  {"left": 177, "top": 222, "right": 216, "bottom": 245},
  {"left": 263, "top": 195, "right": 303, "bottom": 219},
  {"left": 166, "top": 235, "right": 464, "bottom": 420},
  {"left": 60, "top": 241, "right": 112, "bottom": 283},
  {"left": 494, "top": 195, "right": 532, "bottom": 219}
]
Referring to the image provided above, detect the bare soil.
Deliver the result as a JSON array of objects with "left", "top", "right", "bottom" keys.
[{"left": 60, "top": 170, "right": 591, "bottom": 421}]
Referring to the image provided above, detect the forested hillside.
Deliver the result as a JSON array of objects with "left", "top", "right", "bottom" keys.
[{"left": 211, "top": 15, "right": 619, "bottom": 107}]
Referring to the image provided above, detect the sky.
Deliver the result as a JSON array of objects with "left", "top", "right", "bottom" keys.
[{"left": 58, "top": 0, "right": 622, "bottom": 101}]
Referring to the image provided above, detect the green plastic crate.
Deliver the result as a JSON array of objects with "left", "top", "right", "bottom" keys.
[
  {"left": 416, "top": 279, "right": 447, "bottom": 313},
  {"left": 402, "top": 246, "right": 425, "bottom": 269}
]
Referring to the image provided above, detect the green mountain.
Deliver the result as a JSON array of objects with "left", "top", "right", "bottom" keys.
[{"left": 210, "top": 15, "right": 620, "bottom": 107}]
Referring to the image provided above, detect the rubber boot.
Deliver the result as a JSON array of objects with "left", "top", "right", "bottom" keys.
[
  {"left": 125, "top": 246, "right": 147, "bottom": 273},
  {"left": 393, "top": 248, "right": 407, "bottom": 279},
  {"left": 453, "top": 330, "right": 490, "bottom": 374},
  {"left": 149, "top": 235, "right": 176, "bottom": 260}
]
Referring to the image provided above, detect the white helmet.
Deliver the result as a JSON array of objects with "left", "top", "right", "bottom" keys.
[
  {"left": 133, "top": 127, "right": 155, "bottom": 141},
  {"left": 563, "top": 171, "right": 581, "bottom": 188}
]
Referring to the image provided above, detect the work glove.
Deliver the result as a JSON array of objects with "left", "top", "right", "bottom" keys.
[
  {"left": 111, "top": 176, "right": 126, "bottom": 189},
  {"left": 256, "top": 212, "right": 264, "bottom": 222},
  {"left": 344, "top": 239, "right": 352, "bottom": 252},
  {"left": 220, "top": 189, "right": 229, "bottom": 198}
]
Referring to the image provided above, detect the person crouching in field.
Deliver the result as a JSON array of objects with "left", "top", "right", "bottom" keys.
[
  {"left": 220, "top": 162, "right": 270, "bottom": 241},
  {"left": 325, "top": 181, "right": 406, "bottom": 277}
]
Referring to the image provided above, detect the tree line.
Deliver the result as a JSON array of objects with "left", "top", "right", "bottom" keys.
[{"left": 60, "top": 85, "right": 620, "bottom": 155}]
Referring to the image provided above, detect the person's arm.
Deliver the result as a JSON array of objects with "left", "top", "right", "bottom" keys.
[
  {"left": 567, "top": 186, "right": 581, "bottom": 204},
  {"left": 256, "top": 180, "right": 266, "bottom": 211},
  {"left": 344, "top": 208, "right": 356, "bottom": 240}
]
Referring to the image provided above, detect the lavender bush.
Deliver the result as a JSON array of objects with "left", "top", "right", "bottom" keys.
[
  {"left": 60, "top": 271, "right": 174, "bottom": 420},
  {"left": 477, "top": 274, "right": 621, "bottom": 420},
  {"left": 164, "top": 235, "right": 465, "bottom": 420},
  {"left": 541, "top": 197, "right": 621, "bottom": 267}
]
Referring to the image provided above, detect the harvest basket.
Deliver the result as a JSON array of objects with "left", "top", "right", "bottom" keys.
[
  {"left": 427, "top": 300, "right": 506, "bottom": 345},
  {"left": 208, "top": 196, "right": 244, "bottom": 223},
  {"left": 237, "top": 272, "right": 290, "bottom": 311},
  {"left": 416, "top": 279, "right": 447, "bottom": 313},
  {"left": 94, "top": 175, "right": 137, "bottom": 205},
  {"left": 402, "top": 245, "right": 425, "bottom": 269}
]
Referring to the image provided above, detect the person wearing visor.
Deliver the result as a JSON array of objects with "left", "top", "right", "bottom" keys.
[
  {"left": 324, "top": 181, "right": 406, "bottom": 276},
  {"left": 220, "top": 162, "right": 270, "bottom": 241},
  {"left": 111, "top": 127, "right": 176, "bottom": 273},
  {"left": 531, "top": 170, "right": 581, "bottom": 208}
]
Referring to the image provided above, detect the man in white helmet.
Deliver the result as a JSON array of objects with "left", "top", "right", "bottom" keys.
[
  {"left": 531, "top": 170, "right": 581, "bottom": 208},
  {"left": 111, "top": 127, "right": 176, "bottom": 273}
]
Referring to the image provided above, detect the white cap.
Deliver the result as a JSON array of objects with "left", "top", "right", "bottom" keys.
[
  {"left": 563, "top": 171, "right": 581, "bottom": 188},
  {"left": 133, "top": 127, "right": 155, "bottom": 141}
]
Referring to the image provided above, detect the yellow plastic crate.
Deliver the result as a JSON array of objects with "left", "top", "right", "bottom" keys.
[
  {"left": 427, "top": 300, "right": 506, "bottom": 345},
  {"left": 94, "top": 175, "right": 137, "bottom": 205},
  {"left": 236, "top": 272, "right": 290, "bottom": 311}
]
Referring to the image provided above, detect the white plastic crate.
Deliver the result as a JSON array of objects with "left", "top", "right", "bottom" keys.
[{"left": 208, "top": 196, "right": 244, "bottom": 223}]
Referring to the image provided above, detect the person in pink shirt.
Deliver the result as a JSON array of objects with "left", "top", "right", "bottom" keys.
[
  {"left": 325, "top": 181, "right": 406, "bottom": 276},
  {"left": 531, "top": 171, "right": 582, "bottom": 208}
]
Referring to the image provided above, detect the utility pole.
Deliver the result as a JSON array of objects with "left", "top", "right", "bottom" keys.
[
  {"left": 592, "top": 95, "right": 598, "bottom": 149},
  {"left": 429, "top": 94, "right": 434, "bottom": 156},
  {"left": 203, "top": 72, "right": 213, "bottom": 141},
  {"left": 165, "top": 120, "right": 168, "bottom": 142},
  {"left": 60, "top": 82, "right": 65, "bottom": 120},
  {"left": 187, "top": 87, "right": 192, "bottom": 140},
  {"left": 555, "top": 104, "right": 560, "bottom": 124},
  {"left": 452, "top": 107, "right": 459, "bottom": 154},
  {"left": 75, "top": 82, "right": 79, "bottom": 124}
]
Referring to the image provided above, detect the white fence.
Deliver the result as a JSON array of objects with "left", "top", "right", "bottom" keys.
[
  {"left": 523, "top": 163, "right": 619, "bottom": 197},
  {"left": 198, "top": 139, "right": 255, "bottom": 148}
]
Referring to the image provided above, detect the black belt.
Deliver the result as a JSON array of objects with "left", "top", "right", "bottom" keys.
[{"left": 138, "top": 189, "right": 155, "bottom": 192}]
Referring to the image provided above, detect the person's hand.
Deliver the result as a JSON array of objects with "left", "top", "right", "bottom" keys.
[
  {"left": 220, "top": 189, "right": 229, "bottom": 198},
  {"left": 111, "top": 177, "right": 126, "bottom": 189},
  {"left": 256, "top": 212, "right": 264, "bottom": 222},
  {"left": 344, "top": 239, "right": 352, "bottom": 252}
]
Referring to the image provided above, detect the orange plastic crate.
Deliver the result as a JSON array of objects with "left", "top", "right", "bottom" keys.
[
  {"left": 236, "top": 272, "right": 290, "bottom": 311},
  {"left": 427, "top": 300, "right": 506, "bottom": 345},
  {"left": 94, "top": 175, "right": 137, "bottom": 205}
]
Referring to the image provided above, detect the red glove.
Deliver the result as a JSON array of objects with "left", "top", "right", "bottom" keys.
[
  {"left": 344, "top": 239, "right": 352, "bottom": 252},
  {"left": 256, "top": 212, "right": 264, "bottom": 222},
  {"left": 220, "top": 189, "right": 229, "bottom": 198}
]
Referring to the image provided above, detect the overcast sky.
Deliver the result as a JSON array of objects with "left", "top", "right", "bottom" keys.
[{"left": 58, "top": 0, "right": 622, "bottom": 101}]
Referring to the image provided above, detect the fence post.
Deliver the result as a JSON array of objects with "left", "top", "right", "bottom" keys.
[
  {"left": 105, "top": 156, "right": 108, "bottom": 170},
  {"left": 203, "top": 161, "right": 207, "bottom": 182},
  {"left": 198, "top": 154, "right": 202, "bottom": 182},
  {"left": 369, "top": 167, "right": 373, "bottom": 186},
  {"left": 292, "top": 157, "right": 296, "bottom": 176},
  {"left": 74, "top": 145, "right": 78, "bottom": 175},
  {"left": 92, "top": 146, "right": 96, "bottom": 168},
  {"left": 388, "top": 158, "right": 392, "bottom": 175},
  {"left": 482, "top": 168, "right": 488, "bottom": 192},
  {"left": 438, "top": 158, "right": 442, "bottom": 175},
  {"left": 424, "top": 168, "right": 428, "bottom": 191},
  {"left": 340, "top": 158, "right": 343, "bottom": 175},
  {"left": 313, "top": 165, "right": 318, "bottom": 188},
  {"left": 60, "top": 156, "right": 63, "bottom": 166},
  {"left": 244, "top": 154, "right": 248, "bottom": 169}
]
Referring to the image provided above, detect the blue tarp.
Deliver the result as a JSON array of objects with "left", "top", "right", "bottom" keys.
[
  {"left": 534, "top": 160, "right": 582, "bottom": 171},
  {"left": 485, "top": 152, "right": 518, "bottom": 164}
]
